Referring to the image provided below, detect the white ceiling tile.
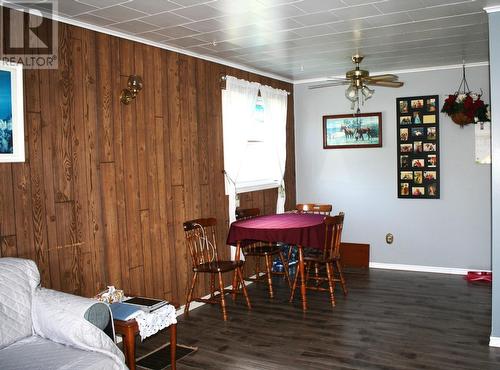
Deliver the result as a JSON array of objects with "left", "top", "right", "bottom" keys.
[
  {"left": 208, "top": 0, "right": 265, "bottom": 14},
  {"left": 292, "top": 24, "right": 336, "bottom": 38},
  {"left": 57, "top": 0, "right": 98, "bottom": 16},
  {"left": 408, "top": 3, "right": 484, "bottom": 22},
  {"left": 374, "top": 0, "right": 426, "bottom": 14},
  {"left": 123, "top": 0, "right": 182, "bottom": 14},
  {"left": 141, "top": 11, "right": 192, "bottom": 27},
  {"left": 258, "top": 4, "right": 306, "bottom": 20},
  {"left": 262, "top": 18, "right": 303, "bottom": 30},
  {"left": 216, "top": 12, "right": 264, "bottom": 27},
  {"left": 228, "top": 24, "right": 268, "bottom": 37},
  {"left": 165, "top": 36, "right": 207, "bottom": 47},
  {"left": 75, "top": 0, "right": 129, "bottom": 7},
  {"left": 110, "top": 20, "right": 159, "bottom": 33},
  {"left": 185, "top": 19, "right": 226, "bottom": 32},
  {"left": 341, "top": 0, "right": 386, "bottom": 5},
  {"left": 329, "top": 18, "right": 373, "bottom": 32},
  {"left": 172, "top": 4, "right": 227, "bottom": 21},
  {"left": 419, "top": 0, "right": 477, "bottom": 6},
  {"left": 199, "top": 40, "right": 241, "bottom": 52},
  {"left": 292, "top": 11, "right": 340, "bottom": 26},
  {"left": 137, "top": 31, "right": 172, "bottom": 42},
  {"left": 195, "top": 30, "right": 232, "bottom": 43},
  {"left": 365, "top": 12, "right": 414, "bottom": 27},
  {"left": 89, "top": 5, "right": 148, "bottom": 22},
  {"left": 171, "top": 0, "right": 217, "bottom": 6},
  {"left": 257, "top": 0, "right": 303, "bottom": 5},
  {"left": 230, "top": 35, "right": 271, "bottom": 48},
  {"left": 156, "top": 26, "right": 200, "bottom": 38},
  {"left": 330, "top": 4, "right": 383, "bottom": 20},
  {"left": 293, "top": 0, "right": 345, "bottom": 13},
  {"left": 271, "top": 30, "right": 303, "bottom": 41},
  {"left": 72, "top": 13, "right": 116, "bottom": 27}
]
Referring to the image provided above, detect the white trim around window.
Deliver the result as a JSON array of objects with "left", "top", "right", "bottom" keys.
[{"left": 236, "top": 179, "right": 280, "bottom": 194}]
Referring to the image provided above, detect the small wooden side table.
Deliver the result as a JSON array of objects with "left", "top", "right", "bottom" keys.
[{"left": 114, "top": 318, "right": 177, "bottom": 370}]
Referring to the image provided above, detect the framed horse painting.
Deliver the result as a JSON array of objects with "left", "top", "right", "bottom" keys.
[{"left": 323, "top": 112, "right": 382, "bottom": 149}]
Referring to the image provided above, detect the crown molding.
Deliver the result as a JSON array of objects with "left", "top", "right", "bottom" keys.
[
  {"left": 484, "top": 5, "right": 500, "bottom": 13},
  {"left": 0, "top": 2, "right": 293, "bottom": 84},
  {"left": 293, "top": 61, "right": 490, "bottom": 85}
]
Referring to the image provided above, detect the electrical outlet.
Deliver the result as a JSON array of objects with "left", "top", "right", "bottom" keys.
[{"left": 386, "top": 233, "right": 394, "bottom": 244}]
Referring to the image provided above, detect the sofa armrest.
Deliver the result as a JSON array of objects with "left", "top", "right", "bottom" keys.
[{"left": 32, "top": 288, "right": 126, "bottom": 370}]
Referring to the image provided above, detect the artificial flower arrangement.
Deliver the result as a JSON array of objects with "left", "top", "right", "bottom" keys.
[
  {"left": 441, "top": 92, "right": 490, "bottom": 126},
  {"left": 441, "top": 64, "right": 491, "bottom": 126}
]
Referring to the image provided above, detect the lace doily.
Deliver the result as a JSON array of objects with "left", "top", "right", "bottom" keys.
[{"left": 134, "top": 304, "right": 177, "bottom": 341}]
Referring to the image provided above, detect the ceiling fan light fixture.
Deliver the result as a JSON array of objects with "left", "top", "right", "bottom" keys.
[
  {"left": 362, "top": 85, "right": 374, "bottom": 99},
  {"left": 345, "top": 84, "right": 358, "bottom": 102}
]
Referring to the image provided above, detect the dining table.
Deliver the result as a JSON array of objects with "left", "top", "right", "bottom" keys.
[{"left": 226, "top": 212, "right": 326, "bottom": 311}]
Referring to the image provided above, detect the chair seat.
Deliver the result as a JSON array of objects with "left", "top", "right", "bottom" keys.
[
  {"left": 243, "top": 243, "right": 281, "bottom": 256},
  {"left": 303, "top": 247, "right": 341, "bottom": 262},
  {"left": 194, "top": 260, "right": 244, "bottom": 273}
]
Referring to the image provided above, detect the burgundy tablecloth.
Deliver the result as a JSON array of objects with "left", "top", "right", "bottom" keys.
[{"left": 226, "top": 213, "right": 326, "bottom": 249}]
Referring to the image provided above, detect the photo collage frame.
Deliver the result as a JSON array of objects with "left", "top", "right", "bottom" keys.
[{"left": 397, "top": 95, "right": 440, "bottom": 199}]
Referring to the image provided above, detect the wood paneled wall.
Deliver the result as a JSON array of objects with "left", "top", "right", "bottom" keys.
[{"left": 0, "top": 16, "right": 296, "bottom": 304}]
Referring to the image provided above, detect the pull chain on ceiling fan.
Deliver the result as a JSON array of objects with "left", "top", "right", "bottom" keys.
[{"left": 309, "top": 55, "right": 404, "bottom": 111}]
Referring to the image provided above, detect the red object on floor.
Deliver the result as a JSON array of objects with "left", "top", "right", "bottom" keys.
[{"left": 465, "top": 271, "right": 492, "bottom": 283}]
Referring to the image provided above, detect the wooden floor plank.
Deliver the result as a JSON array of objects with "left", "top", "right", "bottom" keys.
[{"left": 134, "top": 269, "right": 500, "bottom": 370}]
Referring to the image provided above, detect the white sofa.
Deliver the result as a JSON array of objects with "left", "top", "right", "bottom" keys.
[{"left": 0, "top": 258, "right": 127, "bottom": 370}]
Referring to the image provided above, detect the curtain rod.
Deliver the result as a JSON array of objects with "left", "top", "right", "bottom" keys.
[{"left": 221, "top": 75, "right": 291, "bottom": 95}]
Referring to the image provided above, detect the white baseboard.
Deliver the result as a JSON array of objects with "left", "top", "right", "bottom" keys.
[
  {"left": 490, "top": 336, "right": 500, "bottom": 347},
  {"left": 369, "top": 262, "right": 491, "bottom": 275}
]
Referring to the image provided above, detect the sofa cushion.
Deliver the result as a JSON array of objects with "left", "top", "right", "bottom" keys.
[
  {"left": 0, "top": 335, "right": 117, "bottom": 370},
  {"left": 0, "top": 258, "right": 40, "bottom": 350}
]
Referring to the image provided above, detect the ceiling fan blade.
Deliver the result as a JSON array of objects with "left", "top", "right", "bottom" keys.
[
  {"left": 365, "top": 80, "right": 404, "bottom": 88},
  {"left": 308, "top": 81, "right": 349, "bottom": 89},
  {"left": 365, "top": 74, "right": 399, "bottom": 81},
  {"left": 325, "top": 76, "right": 348, "bottom": 82}
]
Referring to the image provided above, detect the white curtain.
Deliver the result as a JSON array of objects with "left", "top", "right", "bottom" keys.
[
  {"left": 260, "top": 85, "right": 288, "bottom": 213},
  {"left": 222, "top": 76, "right": 260, "bottom": 259}
]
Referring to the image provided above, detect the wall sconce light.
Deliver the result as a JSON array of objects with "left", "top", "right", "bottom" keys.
[{"left": 120, "top": 75, "right": 143, "bottom": 105}]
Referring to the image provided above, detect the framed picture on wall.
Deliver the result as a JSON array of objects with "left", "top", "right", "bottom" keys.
[
  {"left": 0, "top": 61, "right": 24, "bottom": 163},
  {"left": 396, "top": 95, "right": 439, "bottom": 199},
  {"left": 323, "top": 112, "right": 382, "bottom": 149}
]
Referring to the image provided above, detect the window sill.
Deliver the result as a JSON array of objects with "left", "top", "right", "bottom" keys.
[{"left": 236, "top": 180, "right": 280, "bottom": 194}]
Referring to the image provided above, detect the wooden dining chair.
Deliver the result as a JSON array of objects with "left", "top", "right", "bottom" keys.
[
  {"left": 183, "top": 217, "right": 251, "bottom": 321},
  {"left": 235, "top": 208, "right": 291, "bottom": 298},
  {"left": 296, "top": 203, "right": 332, "bottom": 215},
  {"left": 290, "top": 212, "right": 347, "bottom": 307},
  {"left": 290, "top": 203, "right": 333, "bottom": 268}
]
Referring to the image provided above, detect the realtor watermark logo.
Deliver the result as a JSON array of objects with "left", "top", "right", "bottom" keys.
[{"left": 0, "top": 1, "right": 58, "bottom": 69}]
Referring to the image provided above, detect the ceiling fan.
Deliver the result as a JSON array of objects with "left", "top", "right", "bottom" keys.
[{"left": 309, "top": 55, "right": 404, "bottom": 111}]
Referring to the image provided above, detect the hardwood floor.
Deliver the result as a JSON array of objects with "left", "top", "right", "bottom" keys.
[{"left": 134, "top": 268, "right": 500, "bottom": 369}]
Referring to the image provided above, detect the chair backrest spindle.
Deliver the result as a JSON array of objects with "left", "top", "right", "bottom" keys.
[
  {"left": 183, "top": 218, "right": 219, "bottom": 266},
  {"left": 235, "top": 208, "right": 261, "bottom": 220},
  {"left": 323, "top": 213, "right": 344, "bottom": 260},
  {"left": 296, "top": 203, "right": 332, "bottom": 215}
]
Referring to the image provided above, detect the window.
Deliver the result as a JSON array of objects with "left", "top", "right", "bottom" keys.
[{"left": 225, "top": 94, "right": 280, "bottom": 193}]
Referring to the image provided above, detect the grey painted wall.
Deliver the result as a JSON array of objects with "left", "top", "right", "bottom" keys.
[
  {"left": 294, "top": 66, "right": 491, "bottom": 270},
  {"left": 488, "top": 10, "right": 500, "bottom": 340}
]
